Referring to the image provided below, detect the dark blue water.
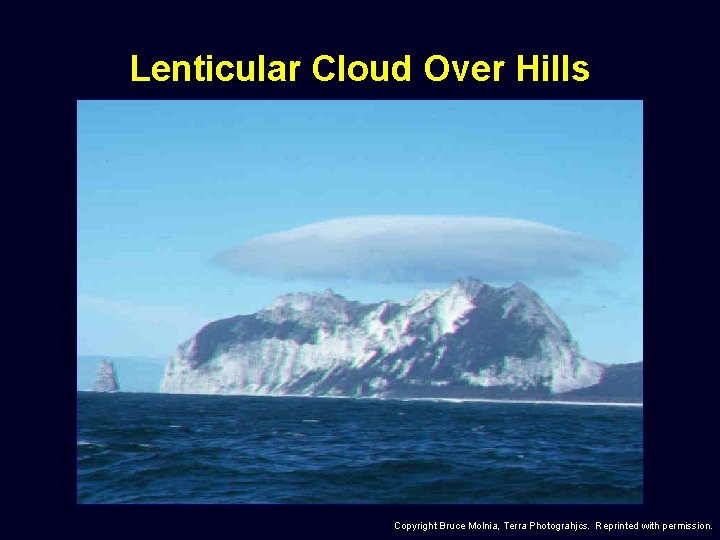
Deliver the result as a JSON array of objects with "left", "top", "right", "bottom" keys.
[{"left": 77, "top": 392, "right": 642, "bottom": 503}]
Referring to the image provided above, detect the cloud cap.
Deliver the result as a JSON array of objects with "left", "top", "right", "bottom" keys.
[{"left": 213, "top": 215, "right": 617, "bottom": 283}]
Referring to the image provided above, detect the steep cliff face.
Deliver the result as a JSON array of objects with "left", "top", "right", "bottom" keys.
[
  {"left": 92, "top": 360, "right": 120, "bottom": 392},
  {"left": 159, "top": 278, "right": 637, "bottom": 400}
]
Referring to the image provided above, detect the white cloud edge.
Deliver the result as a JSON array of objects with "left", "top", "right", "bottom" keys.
[{"left": 213, "top": 215, "right": 618, "bottom": 284}]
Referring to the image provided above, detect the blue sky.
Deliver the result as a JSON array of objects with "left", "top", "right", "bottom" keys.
[{"left": 77, "top": 100, "right": 642, "bottom": 365}]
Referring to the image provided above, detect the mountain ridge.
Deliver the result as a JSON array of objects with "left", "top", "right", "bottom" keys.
[{"left": 161, "top": 278, "right": 642, "bottom": 402}]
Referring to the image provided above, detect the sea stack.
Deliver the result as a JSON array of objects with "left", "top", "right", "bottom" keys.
[{"left": 92, "top": 360, "right": 120, "bottom": 392}]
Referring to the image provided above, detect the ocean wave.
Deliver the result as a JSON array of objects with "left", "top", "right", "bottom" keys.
[{"left": 77, "top": 392, "right": 642, "bottom": 504}]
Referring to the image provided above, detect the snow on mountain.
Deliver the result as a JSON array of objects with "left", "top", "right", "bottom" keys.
[{"left": 160, "top": 278, "right": 621, "bottom": 400}]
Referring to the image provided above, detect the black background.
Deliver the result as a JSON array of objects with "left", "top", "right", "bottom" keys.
[{"left": 16, "top": 6, "right": 717, "bottom": 539}]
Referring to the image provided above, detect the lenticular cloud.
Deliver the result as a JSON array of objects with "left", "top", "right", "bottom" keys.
[{"left": 213, "top": 216, "right": 617, "bottom": 283}]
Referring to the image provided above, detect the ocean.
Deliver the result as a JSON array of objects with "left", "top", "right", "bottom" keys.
[{"left": 77, "top": 391, "right": 643, "bottom": 504}]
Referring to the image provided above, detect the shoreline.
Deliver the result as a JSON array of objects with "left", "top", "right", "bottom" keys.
[{"left": 79, "top": 390, "right": 642, "bottom": 407}]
